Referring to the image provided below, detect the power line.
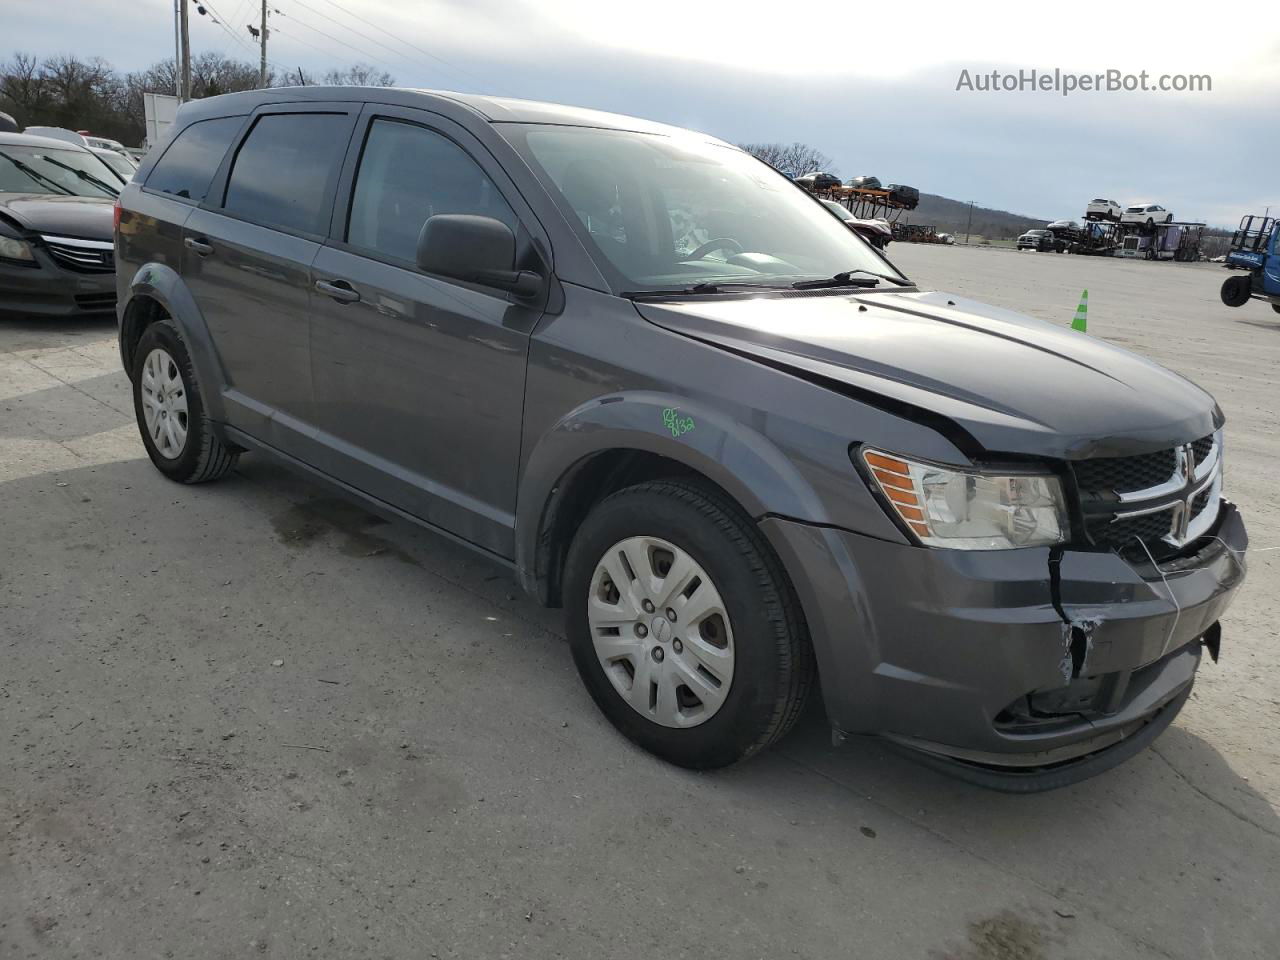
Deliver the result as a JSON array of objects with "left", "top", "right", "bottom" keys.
[
  {"left": 304, "top": 0, "right": 485, "bottom": 87},
  {"left": 288, "top": 0, "right": 419, "bottom": 71},
  {"left": 269, "top": 25, "right": 362, "bottom": 71},
  {"left": 196, "top": 0, "right": 284, "bottom": 70},
  {"left": 270, "top": 3, "right": 403, "bottom": 77}
]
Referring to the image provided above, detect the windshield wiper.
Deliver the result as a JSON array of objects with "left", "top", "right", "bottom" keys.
[
  {"left": 0, "top": 151, "right": 75, "bottom": 195},
  {"left": 622, "top": 281, "right": 787, "bottom": 298},
  {"left": 39, "top": 155, "right": 119, "bottom": 197},
  {"left": 791, "top": 269, "right": 908, "bottom": 290}
]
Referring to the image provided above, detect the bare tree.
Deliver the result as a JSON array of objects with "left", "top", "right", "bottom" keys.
[
  {"left": 0, "top": 52, "right": 46, "bottom": 119},
  {"left": 320, "top": 64, "right": 395, "bottom": 87},
  {"left": 0, "top": 48, "right": 388, "bottom": 146},
  {"left": 738, "top": 141, "right": 837, "bottom": 179}
]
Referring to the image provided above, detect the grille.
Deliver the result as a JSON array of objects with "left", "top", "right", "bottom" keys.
[
  {"left": 1072, "top": 448, "right": 1178, "bottom": 494},
  {"left": 41, "top": 237, "right": 114, "bottom": 273},
  {"left": 1191, "top": 434, "right": 1214, "bottom": 463},
  {"left": 1089, "top": 510, "right": 1176, "bottom": 554},
  {"left": 74, "top": 292, "right": 117, "bottom": 310},
  {"left": 1192, "top": 488, "right": 1212, "bottom": 515},
  {"left": 1075, "top": 433, "right": 1219, "bottom": 560}
]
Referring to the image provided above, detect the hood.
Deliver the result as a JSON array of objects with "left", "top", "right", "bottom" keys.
[
  {"left": 636, "top": 289, "right": 1220, "bottom": 461},
  {"left": 0, "top": 193, "right": 114, "bottom": 240}
]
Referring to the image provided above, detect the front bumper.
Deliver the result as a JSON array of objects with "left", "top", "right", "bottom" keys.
[
  {"left": 761, "top": 501, "right": 1247, "bottom": 777},
  {"left": 0, "top": 248, "right": 116, "bottom": 318}
]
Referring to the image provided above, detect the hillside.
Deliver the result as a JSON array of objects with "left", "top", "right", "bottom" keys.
[{"left": 900, "top": 194, "right": 1048, "bottom": 240}]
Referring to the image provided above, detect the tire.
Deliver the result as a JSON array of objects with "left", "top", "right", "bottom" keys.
[
  {"left": 1220, "top": 275, "right": 1251, "bottom": 308},
  {"left": 1272, "top": 303, "right": 1280, "bottom": 315},
  {"left": 563, "top": 479, "right": 815, "bottom": 769},
  {"left": 1166, "top": 214, "right": 1173, "bottom": 223},
  {"left": 131, "top": 319, "right": 238, "bottom": 483},
  {"left": 1145, "top": 218, "right": 1154, "bottom": 230}
]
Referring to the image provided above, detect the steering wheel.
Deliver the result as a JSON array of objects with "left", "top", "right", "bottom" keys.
[{"left": 685, "top": 237, "right": 743, "bottom": 260}]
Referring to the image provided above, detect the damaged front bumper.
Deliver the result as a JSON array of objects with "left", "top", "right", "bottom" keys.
[{"left": 760, "top": 501, "right": 1247, "bottom": 787}]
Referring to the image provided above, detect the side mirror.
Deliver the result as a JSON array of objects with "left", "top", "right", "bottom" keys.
[{"left": 416, "top": 214, "right": 543, "bottom": 300}]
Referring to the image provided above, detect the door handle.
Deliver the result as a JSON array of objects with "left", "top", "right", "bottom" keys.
[
  {"left": 315, "top": 279, "right": 361, "bottom": 303},
  {"left": 184, "top": 237, "right": 213, "bottom": 256}
]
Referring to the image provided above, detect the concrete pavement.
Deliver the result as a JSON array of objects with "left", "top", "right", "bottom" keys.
[{"left": 2, "top": 245, "right": 1277, "bottom": 959}]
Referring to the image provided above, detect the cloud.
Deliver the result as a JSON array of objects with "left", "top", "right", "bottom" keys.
[{"left": 9, "top": 0, "right": 1277, "bottom": 224}]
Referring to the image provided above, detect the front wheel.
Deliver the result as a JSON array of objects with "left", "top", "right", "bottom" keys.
[
  {"left": 1220, "top": 275, "right": 1251, "bottom": 308},
  {"left": 563, "top": 480, "right": 814, "bottom": 769}
]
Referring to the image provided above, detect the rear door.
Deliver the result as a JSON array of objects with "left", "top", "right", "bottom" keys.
[
  {"left": 308, "top": 105, "right": 548, "bottom": 557},
  {"left": 183, "top": 103, "right": 357, "bottom": 455}
]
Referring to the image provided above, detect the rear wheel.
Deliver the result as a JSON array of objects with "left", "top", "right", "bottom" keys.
[
  {"left": 131, "top": 320, "right": 238, "bottom": 483},
  {"left": 563, "top": 480, "right": 814, "bottom": 768},
  {"left": 1220, "top": 275, "right": 1251, "bottom": 308}
]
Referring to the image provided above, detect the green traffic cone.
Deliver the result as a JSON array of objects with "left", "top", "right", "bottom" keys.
[{"left": 1071, "top": 289, "right": 1088, "bottom": 332}]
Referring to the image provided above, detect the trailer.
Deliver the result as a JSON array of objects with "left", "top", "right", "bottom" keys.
[
  {"left": 891, "top": 222, "right": 943, "bottom": 243},
  {"left": 1117, "top": 221, "right": 1205, "bottom": 261},
  {"left": 796, "top": 180, "right": 919, "bottom": 222},
  {"left": 1068, "top": 220, "right": 1123, "bottom": 256}
]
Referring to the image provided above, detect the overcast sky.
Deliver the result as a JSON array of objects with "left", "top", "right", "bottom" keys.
[{"left": 11, "top": 0, "right": 1279, "bottom": 225}]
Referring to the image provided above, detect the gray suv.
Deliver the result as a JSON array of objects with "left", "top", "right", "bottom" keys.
[{"left": 114, "top": 88, "right": 1247, "bottom": 790}]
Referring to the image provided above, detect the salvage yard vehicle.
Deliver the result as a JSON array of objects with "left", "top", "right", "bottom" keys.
[
  {"left": 0, "top": 131, "right": 119, "bottom": 317},
  {"left": 884, "top": 183, "right": 919, "bottom": 209},
  {"left": 115, "top": 88, "right": 1246, "bottom": 791},
  {"left": 822, "top": 198, "right": 893, "bottom": 248},
  {"left": 1121, "top": 203, "right": 1174, "bottom": 228},
  {"left": 1085, "top": 199, "right": 1122, "bottom": 221},
  {"left": 1017, "top": 228, "right": 1064, "bottom": 252},
  {"left": 794, "top": 171, "right": 840, "bottom": 191},
  {"left": 1220, "top": 215, "right": 1280, "bottom": 314}
]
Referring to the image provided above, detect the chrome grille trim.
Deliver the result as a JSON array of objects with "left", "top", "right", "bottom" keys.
[
  {"left": 39, "top": 234, "right": 114, "bottom": 249},
  {"left": 39, "top": 234, "right": 114, "bottom": 272},
  {"left": 1080, "top": 429, "right": 1223, "bottom": 556}
]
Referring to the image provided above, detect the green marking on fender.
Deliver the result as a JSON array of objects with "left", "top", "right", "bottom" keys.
[{"left": 662, "top": 407, "right": 695, "bottom": 438}]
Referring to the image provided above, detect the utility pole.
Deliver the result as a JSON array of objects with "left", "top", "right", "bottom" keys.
[
  {"left": 964, "top": 200, "right": 974, "bottom": 245},
  {"left": 179, "top": 0, "right": 191, "bottom": 101},
  {"left": 172, "top": 0, "right": 182, "bottom": 97},
  {"left": 259, "top": 0, "right": 268, "bottom": 88}
]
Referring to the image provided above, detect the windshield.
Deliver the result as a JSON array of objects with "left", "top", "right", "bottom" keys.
[
  {"left": 0, "top": 145, "right": 120, "bottom": 197},
  {"left": 822, "top": 199, "right": 857, "bottom": 222},
  {"left": 95, "top": 150, "right": 136, "bottom": 183},
  {"left": 506, "top": 124, "right": 907, "bottom": 292}
]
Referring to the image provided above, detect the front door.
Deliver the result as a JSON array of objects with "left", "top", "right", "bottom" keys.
[
  {"left": 308, "top": 109, "right": 546, "bottom": 557},
  {"left": 184, "top": 105, "right": 356, "bottom": 454}
]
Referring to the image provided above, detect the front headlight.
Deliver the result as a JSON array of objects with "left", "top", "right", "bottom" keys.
[
  {"left": 860, "top": 447, "right": 1067, "bottom": 550},
  {"left": 0, "top": 235, "right": 35, "bottom": 263}
]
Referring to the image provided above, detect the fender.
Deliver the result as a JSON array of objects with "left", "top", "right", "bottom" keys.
[
  {"left": 120, "top": 261, "right": 229, "bottom": 423},
  {"left": 515, "top": 390, "right": 830, "bottom": 597}
]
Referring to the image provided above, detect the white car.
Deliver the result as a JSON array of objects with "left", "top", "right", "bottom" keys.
[
  {"left": 84, "top": 135, "right": 129, "bottom": 155},
  {"left": 1085, "top": 198, "right": 1123, "bottom": 221},
  {"left": 1120, "top": 203, "right": 1174, "bottom": 227},
  {"left": 21, "top": 125, "right": 88, "bottom": 147},
  {"left": 91, "top": 146, "right": 137, "bottom": 183}
]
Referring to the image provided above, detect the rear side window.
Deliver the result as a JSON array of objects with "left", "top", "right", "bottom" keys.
[
  {"left": 346, "top": 118, "right": 516, "bottom": 263},
  {"left": 223, "top": 113, "right": 350, "bottom": 235},
  {"left": 145, "top": 116, "right": 242, "bottom": 203}
]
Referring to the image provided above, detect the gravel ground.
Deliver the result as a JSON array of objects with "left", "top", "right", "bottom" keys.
[{"left": 1, "top": 244, "right": 1277, "bottom": 960}]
